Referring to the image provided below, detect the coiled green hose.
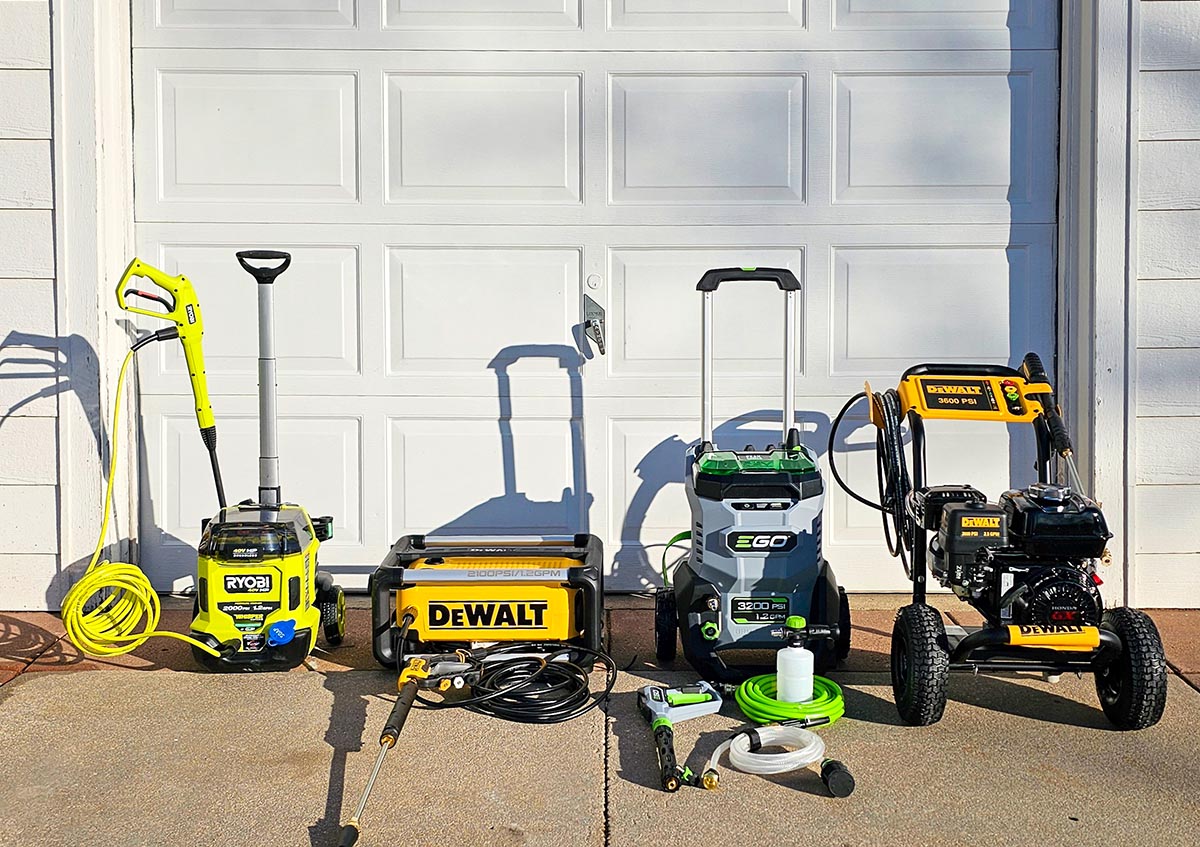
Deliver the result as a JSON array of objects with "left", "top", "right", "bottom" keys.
[{"left": 735, "top": 673, "right": 845, "bottom": 725}]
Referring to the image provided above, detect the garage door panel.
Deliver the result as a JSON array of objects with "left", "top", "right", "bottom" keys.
[
  {"left": 152, "top": 69, "right": 358, "bottom": 204},
  {"left": 135, "top": 49, "right": 1055, "bottom": 226},
  {"left": 151, "top": 1, "right": 359, "bottom": 30},
  {"left": 134, "top": 242, "right": 360, "bottom": 392},
  {"left": 385, "top": 73, "right": 582, "bottom": 205},
  {"left": 386, "top": 247, "right": 581, "bottom": 375},
  {"left": 609, "top": 246, "right": 803, "bottom": 377},
  {"left": 835, "top": 71, "right": 1036, "bottom": 205},
  {"left": 830, "top": 240, "right": 1054, "bottom": 376},
  {"left": 388, "top": 416, "right": 586, "bottom": 540},
  {"left": 610, "top": 74, "right": 805, "bottom": 206},
  {"left": 386, "top": 0, "right": 581, "bottom": 31},
  {"left": 137, "top": 1, "right": 1056, "bottom": 50}
]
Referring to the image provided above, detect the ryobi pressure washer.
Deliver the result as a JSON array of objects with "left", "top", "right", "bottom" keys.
[
  {"left": 62, "top": 253, "right": 345, "bottom": 671},
  {"left": 828, "top": 353, "right": 1168, "bottom": 729},
  {"left": 654, "top": 268, "right": 850, "bottom": 682}
]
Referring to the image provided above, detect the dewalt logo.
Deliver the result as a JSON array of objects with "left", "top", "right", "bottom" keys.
[
  {"left": 926, "top": 385, "right": 982, "bottom": 395},
  {"left": 962, "top": 516, "right": 1001, "bottom": 528},
  {"left": 428, "top": 601, "right": 548, "bottom": 629}
]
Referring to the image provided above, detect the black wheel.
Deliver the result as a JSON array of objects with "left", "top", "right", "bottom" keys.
[
  {"left": 836, "top": 587, "right": 852, "bottom": 662},
  {"left": 654, "top": 588, "right": 678, "bottom": 663},
  {"left": 891, "top": 603, "right": 950, "bottom": 726},
  {"left": 320, "top": 584, "right": 346, "bottom": 647},
  {"left": 1095, "top": 607, "right": 1167, "bottom": 730}
]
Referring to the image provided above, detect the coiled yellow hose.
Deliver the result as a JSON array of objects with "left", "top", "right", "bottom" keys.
[{"left": 60, "top": 350, "right": 220, "bottom": 658}]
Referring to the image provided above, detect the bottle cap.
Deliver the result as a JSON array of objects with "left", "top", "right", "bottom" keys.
[{"left": 267, "top": 619, "right": 296, "bottom": 646}]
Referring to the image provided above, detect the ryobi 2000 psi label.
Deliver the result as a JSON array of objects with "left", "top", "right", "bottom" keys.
[
  {"left": 217, "top": 601, "right": 280, "bottom": 632},
  {"left": 732, "top": 597, "right": 789, "bottom": 624}
]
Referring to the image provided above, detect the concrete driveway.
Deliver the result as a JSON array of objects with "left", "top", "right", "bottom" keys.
[{"left": 1, "top": 598, "right": 1197, "bottom": 847}]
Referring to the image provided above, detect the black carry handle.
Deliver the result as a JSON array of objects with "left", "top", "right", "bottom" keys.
[
  {"left": 1020, "top": 352, "right": 1073, "bottom": 455},
  {"left": 236, "top": 249, "right": 292, "bottom": 284},
  {"left": 696, "top": 267, "right": 801, "bottom": 292},
  {"left": 380, "top": 681, "right": 419, "bottom": 746}
]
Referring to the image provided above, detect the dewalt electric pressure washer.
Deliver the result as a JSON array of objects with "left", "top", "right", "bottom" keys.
[
  {"left": 828, "top": 353, "right": 1168, "bottom": 729},
  {"left": 63, "top": 252, "right": 345, "bottom": 671}
]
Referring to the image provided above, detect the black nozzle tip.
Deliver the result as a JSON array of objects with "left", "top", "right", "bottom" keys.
[
  {"left": 337, "top": 824, "right": 360, "bottom": 847},
  {"left": 821, "top": 759, "right": 855, "bottom": 798}
]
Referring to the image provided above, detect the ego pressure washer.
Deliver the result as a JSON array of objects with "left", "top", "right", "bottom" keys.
[
  {"left": 62, "top": 253, "right": 345, "bottom": 671},
  {"left": 654, "top": 268, "right": 850, "bottom": 682},
  {"left": 828, "top": 353, "right": 1168, "bottom": 729}
]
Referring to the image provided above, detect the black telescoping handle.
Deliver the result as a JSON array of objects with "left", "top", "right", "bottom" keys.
[
  {"left": 1020, "top": 352, "right": 1073, "bottom": 455},
  {"left": 696, "top": 267, "right": 800, "bottom": 292},
  {"left": 236, "top": 249, "right": 292, "bottom": 284},
  {"left": 381, "top": 681, "right": 419, "bottom": 746},
  {"left": 653, "top": 724, "right": 681, "bottom": 792}
]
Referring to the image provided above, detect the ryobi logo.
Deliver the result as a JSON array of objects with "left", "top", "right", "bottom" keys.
[
  {"left": 428, "top": 601, "right": 548, "bottom": 630},
  {"left": 224, "top": 574, "right": 273, "bottom": 594},
  {"left": 726, "top": 531, "right": 798, "bottom": 553},
  {"left": 961, "top": 516, "right": 1001, "bottom": 528},
  {"left": 185, "top": 304, "right": 196, "bottom": 325}
]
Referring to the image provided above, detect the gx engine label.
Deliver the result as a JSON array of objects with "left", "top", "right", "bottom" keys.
[
  {"left": 726, "top": 531, "right": 798, "bottom": 553},
  {"left": 732, "top": 597, "right": 789, "bottom": 625},
  {"left": 427, "top": 601, "right": 549, "bottom": 630},
  {"left": 224, "top": 573, "right": 273, "bottom": 594}
]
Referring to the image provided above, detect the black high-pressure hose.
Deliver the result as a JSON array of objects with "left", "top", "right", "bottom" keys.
[
  {"left": 827, "top": 389, "right": 924, "bottom": 576},
  {"left": 416, "top": 643, "right": 617, "bottom": 725}
]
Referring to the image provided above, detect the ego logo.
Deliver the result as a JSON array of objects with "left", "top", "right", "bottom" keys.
[
  {"left": 727, "top": 531, "right": 798, "bottom": 553},
  {"left": 224, "top": 574, "right": 272, "bottom": 594}
]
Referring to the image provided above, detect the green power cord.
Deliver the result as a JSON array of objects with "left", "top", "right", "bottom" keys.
[{"left": 735, "top": 673, "right": 845, "bottom": 725}]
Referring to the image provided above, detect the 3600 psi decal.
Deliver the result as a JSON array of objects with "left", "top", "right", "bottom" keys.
[{"left": 726, "top": 531, "right": 797, "bottom": 553}]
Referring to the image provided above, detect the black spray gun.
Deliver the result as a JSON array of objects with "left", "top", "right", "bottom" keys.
[{"left": 637, "top": 681, "right": 723, "bottom": 791}]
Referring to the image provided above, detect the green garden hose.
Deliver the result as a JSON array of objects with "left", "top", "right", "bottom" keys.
[{"left": 735, "top": 673, "right": 845, "bottom": 725}]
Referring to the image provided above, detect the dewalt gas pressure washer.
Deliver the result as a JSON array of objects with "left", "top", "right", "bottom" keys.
[
  {"left": 655, "top": 268, "right": 850, "bottom": 681},
  {"left": 63, "top": 252, "right": 346, "bottom": 671},
  {"left": 828, "top": 353, "right": 1168, "bottom": 729}
]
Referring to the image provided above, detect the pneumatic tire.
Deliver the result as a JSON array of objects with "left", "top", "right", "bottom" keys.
[
  {"left": 1095, "top": 607, "right": 1167, "bottom": 730},
  {"left": 891, "top": 603, "right": 950, "bottom": 726},
  {"left": 654, "top": 588, "right": 678, "bottom": 663},
  {"left": 837, "top": 587, "right": 852, "bottom": 663},
  {"left": 320, "top": 584, "right": 346, "bottom": 647}
]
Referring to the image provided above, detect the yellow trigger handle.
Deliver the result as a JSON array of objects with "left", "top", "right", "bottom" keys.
[{"left": 116, "top": 258, "right": 214, "bottom": 431}]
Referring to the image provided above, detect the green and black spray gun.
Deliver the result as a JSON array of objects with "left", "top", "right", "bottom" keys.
[{"left": 637, "top": 681, "right": 723, "bottom": 791}]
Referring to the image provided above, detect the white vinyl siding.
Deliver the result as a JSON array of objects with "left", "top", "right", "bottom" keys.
[
  {"left": 0, "top": 0, "right": 60, "bottom": 609},
  {"left": 1135, "top": 0, "right": 1200, "bottom": 606}
]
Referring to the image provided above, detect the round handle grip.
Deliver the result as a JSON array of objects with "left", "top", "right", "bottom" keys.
[
  {"left": 236, "top": 249, "right": 292, "bottom": 284},
  {"left": 696, "top": 267, "right": 800, "bottom": 292},
  {"left": 1019, "top": 352, "right": 1073, "bottom": 454}
]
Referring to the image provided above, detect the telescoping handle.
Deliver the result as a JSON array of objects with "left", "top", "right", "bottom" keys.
[
  {"left": 235, "top": 250, "right": 292, "bottom": 507},
  {"left": 697, "top": 267, "right": 801, "bottom": 450}
]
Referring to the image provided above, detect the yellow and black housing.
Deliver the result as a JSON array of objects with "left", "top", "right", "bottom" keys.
[{"left": 370, "top": 534, "right": 604, "bottom": 666}]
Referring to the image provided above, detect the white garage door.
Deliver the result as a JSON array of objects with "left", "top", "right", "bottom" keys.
[{"left": 131, "top": 2, "right": 1059, "bottom": 592}]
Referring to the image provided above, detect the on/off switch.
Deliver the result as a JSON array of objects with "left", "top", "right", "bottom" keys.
[{"left": 999, "top": 379, "right": 1024, "bottom": 415}]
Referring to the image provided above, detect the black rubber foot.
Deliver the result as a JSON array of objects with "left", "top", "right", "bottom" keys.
[{"left": 821, "top": 759, "right": 856, "bottom": 798}]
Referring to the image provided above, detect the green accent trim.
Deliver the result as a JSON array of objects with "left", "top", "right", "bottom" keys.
[
  {"left": 651, "top": 717, "right": 673, "bottom": 731},
  {"left": 700, "top": 621, "right": 720, "bottom": 641},
  {"left": 659, "top": 530, "right": 692, "bottom": 587},
  {"left": 785, "top": 615, "right": 806, "bottom": 629},
  {"left": 740, "top": 267, "right": 757, "bottom": 272},
  {"left": 666, "top": 692, "right": 713, "bottom": 706},
  {"left": 696, "top": 449, "right": 816, "bottom": 475}
]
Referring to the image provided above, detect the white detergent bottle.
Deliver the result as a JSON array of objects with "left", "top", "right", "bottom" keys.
[{"left": 777, "top": 615, "right": 815, "bottom": 703}]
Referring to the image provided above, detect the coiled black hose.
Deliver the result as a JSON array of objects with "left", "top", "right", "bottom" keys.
[
  {"left": 828, "top": 389, "right": 925, "bottom": 578},
  {"left": 415, "top": 643, "right": 617, "bottom": 725}
]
